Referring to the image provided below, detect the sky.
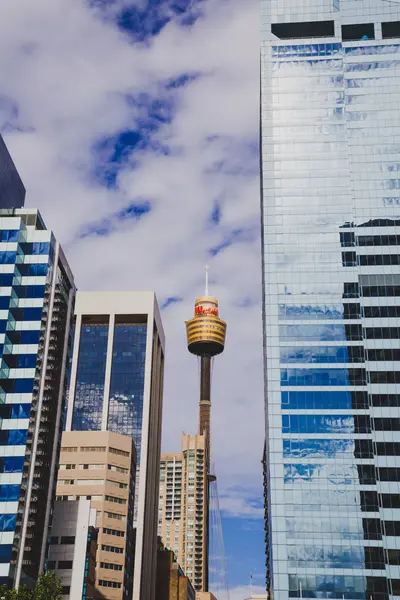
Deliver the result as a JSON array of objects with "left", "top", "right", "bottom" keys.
[{"left": 0, "top": 0, "right": 264, "bottom": 596}]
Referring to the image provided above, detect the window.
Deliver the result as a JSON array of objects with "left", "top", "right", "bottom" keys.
[
  {"left": 380, "top": 494, "right": 400, "bottom": 509},
  {"left": 104, "top": 511, "right": 124, "bottom": 521},
  {"left": 103, "top": 527, "right": 124, "bottom": 537},
  {"left": 60, "top": 536, "right": 75, "bottom": 545},
  {"left": 109, "top": 447, "right": 129, "bottom": 457},
  {"left": 101, "top": 545, "right": 124, "bottom": 554},
  {"left": 80, "top": 446, "right": 106, "bottom": 452},
  {"left": 105, "top": 495, "right": 126, "bottom": 505},
  {"left": 99, "top": 580, "right": 122, "bottom": 588},
  {"left": 108, "top": 464, "right": 128, "bottom": 474},
  {"left": 382, "top": 21, "right": 400, "bottom": 39},
  {"left": 47, "top": 561, "right": 56, "bottom": 569},
  {"left": 58, "top": 560, "right": 73, "bottom": 569},
  {"left": 271, "top": 20, "right": 334, "bottom": 39},
  {"left": 80, "top": 464, "right": 105, "bottom": 470},
  {"left": 100, "top": 562, "right": 123, "bottom": 571},
  {"left": 62, "top": 447, "right": 77, "bottom": 453},
  {"left": 342, "top": 23, "right": 375, "bottom": 41}
]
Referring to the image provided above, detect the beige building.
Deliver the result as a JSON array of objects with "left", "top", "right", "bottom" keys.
[
  {"left": 158, "top": 434, "right": 207, "bottom": 592},
  {"left": 56, "top": 430, "right": 136, "bottom": 600}
]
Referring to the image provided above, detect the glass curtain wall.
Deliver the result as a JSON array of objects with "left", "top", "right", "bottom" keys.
[{"left": 261, "top": 1, "right": 400, "bottom": 599}]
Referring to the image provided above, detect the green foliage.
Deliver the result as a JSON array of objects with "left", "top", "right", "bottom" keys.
[{"left": 0, "top": 572, "right": 63, "bottom": 600}]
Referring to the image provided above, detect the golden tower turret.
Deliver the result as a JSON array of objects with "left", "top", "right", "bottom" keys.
[{"left": 185, "top": 267, "right": 227, "bottom": 592}]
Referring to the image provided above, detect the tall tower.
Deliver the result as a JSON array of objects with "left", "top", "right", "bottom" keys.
[
  {"left": 185, "top": 268, "right": 227, "bottom": 590},
  {"left": 261, "top": 0, "right": 400, "bottom": 599}
]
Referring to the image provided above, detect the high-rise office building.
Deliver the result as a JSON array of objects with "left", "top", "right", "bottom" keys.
[
  {"left": 0, "top": 136, "right": 25, "bottom": 209},
  {"left": 261, "top": 1, "right": 400, "bottom": 599},
  {"left": 158, "top": 434, "right": 207, "bottom": 591},
  {"left": 55, "top": 430, "right": 136, "bottom": 600},
  {"left": 65, "top": 291, "right": 165, "bottom": 600},
  {"left": 0, "top": 208, "right": 75, "bottom": 587}
]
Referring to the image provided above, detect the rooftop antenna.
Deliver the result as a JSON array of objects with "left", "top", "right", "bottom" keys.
[{"left": 205, "top": 264, "right": 209, "bottom": 296}]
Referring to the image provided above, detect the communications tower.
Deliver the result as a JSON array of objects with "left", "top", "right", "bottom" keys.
[{"left": 185, "top": 267, "right": 227, "bottom": 590}]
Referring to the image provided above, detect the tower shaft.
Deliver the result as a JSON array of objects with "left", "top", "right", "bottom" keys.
[{"left": 199, "top": 356, "right": 211, "bottom": 454}]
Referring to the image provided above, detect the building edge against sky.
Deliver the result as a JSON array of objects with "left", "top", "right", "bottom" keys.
[
  {"left": 65, "top": 291, "right": 165, "bottom": 600},
  {"left": 0, "top": 135, "right": 25, "bottom": 210},
  {"left": 261, "top": 1, "right": 400, "bottom": 599}
]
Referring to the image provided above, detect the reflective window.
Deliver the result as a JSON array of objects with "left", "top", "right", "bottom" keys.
[
  {"left": 72, "top": 323, "right": 109, "bottom": 431},
  {"left": 282, "top": 414, "right": 356, "bottom": 434},
  {"left": 107, "top": 323, "right": 147, "bottom": 463},
  {"left": 281, "top": 368, "right": 366, "bottom": 386},
  {"left": 280, "top": 346, "right": 364, "bottom": 363},
  {"left": 281, "top": 390, "right": 368, "bottom": 409},
  {"left": 280, "top": 324, "right": 362, "bottom": 341}
]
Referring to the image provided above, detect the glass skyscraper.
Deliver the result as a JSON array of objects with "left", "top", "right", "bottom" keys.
[
  {"left": 261, "top": 1, "right": 400, "bottom": 599},
  {"left": 64, "top": 291, "right": 165, "bottom": 600},
  {"left": 0, "top": 208, "right": 75, "bottom": 588}
]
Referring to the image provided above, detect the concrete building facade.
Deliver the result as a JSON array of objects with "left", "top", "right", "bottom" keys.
[
  {"left": 158, "top": 434, "right": 207, "bottom": 592},
  {"left": 56, "top": 430, "right": 136, "bottom": 600},
  {"left": 65, "top": 291, "right": 165, "bottom": 600},
  {"left": 48, "top": 498, "right": 97, "bottom": 599},
  {"left": 0, "top": 208, "right": 75, "bottom": 588},
  {"left": 156, "top": 545, "right": 196, "bottom": 600}
]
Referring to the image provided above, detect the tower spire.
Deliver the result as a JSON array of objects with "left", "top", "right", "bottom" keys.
[{"left": 205, "top": 264, "right": 209, "bottom": 296}]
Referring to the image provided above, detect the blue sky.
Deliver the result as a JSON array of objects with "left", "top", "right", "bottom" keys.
[{"left": 0, "top": 0, "right": 263, "bottom": 597}]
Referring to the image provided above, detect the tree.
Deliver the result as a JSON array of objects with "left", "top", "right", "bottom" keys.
[
  {"left": 0, "top": 572, "right": 63, "bottom": 600},
  {"left": 32, "top": 572, "right": 63, "bottom": 600}
]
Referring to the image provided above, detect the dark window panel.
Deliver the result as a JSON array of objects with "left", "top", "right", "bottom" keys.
[
  {"left": 384, "top": 521, "right": 400, "bottom": 537},
  {"left": 371, "top": 394, "right": 400, "bottom": 407},
  {"left": 376, "top": 442, "right": 400, "bottom": 456},
  {"left": 374, "top": 418, "right": 400, "bottom": 431},
  {"left": 342, "top": 23, "right": 375, "bottom": 41},
  {"left": 380, "top": 494, "right": 400, "bottom": 509},
  {"left": 365, "top": 546, "right": 385, "bottom": 569},
  {"left": 360, "top": 254, "right": 400, "bottom": 266},
  {"left": 271, "top": 20, "right": 334, "bottom": 39},
  {"left": 366, "top": 327, "right": 400, "bottom": 339},
  {"left": 363, "top": 518, "right": 382, "bottom": 540},
  {"left": 387, "top": 550, "right": 400, "bottom": 566},
  {"left": 344, "top": 303, "right": 361, "bottom": 319},
  {"left": 355, "top": 439, "right": 373, "bottom": 459},
  {"left": 354, "top": 415, "right": 371, "bottom": 434},
  {"left": 360, "top": 491, "right": 379, "bottom": 512},
  {"left": 378, "top": 467, "right": 400, "bottom": 482},
  {"left": 367, "top": 349, "right": 400, "bottom": 361},
  {"left": 363, "top": 305, "right": 400, "bottom": 318},
  {"left": 382, "top": 21, "right": 400, "bottom": 39},
  {"left": 370, "top": 372, "right": 400, "bottom": 384},
  {"left": 357, "top": 464, "right": 376, "bottom": 485}
]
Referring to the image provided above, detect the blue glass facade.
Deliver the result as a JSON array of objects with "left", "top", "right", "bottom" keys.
[
  {"left": 261, "top": 1, "right": 400, "bottom": 599},
  {"left": 0, "top": 209, "right": 74, "bottom": 587},
  {"left": 72, "top": 323, "right": 109, "bottom": 432},
  {"left": 70, "top": 320, "right": 148, "bottom": 463},
  {"left": 108, "top": 323, "right": 147, "bottom": 462}
]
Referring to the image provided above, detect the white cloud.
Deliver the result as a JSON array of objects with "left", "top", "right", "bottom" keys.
[{"left": 0, "top": 0, "right": 262, "bottom": 526}]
